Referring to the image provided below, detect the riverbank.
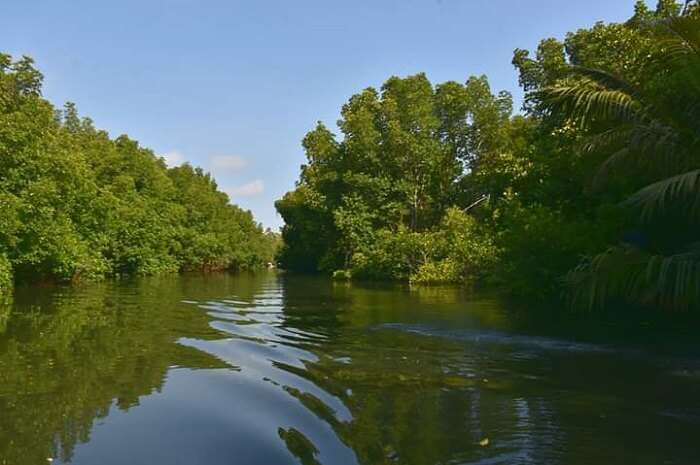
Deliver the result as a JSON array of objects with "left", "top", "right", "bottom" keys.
[{"left": 275, "top": 5, "right": 700, "bottom": 312}]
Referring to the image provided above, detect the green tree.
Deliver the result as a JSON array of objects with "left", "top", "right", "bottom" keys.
[
  {"left": 541, "top": 14, "right": 700, "bottom": 309},
  {"left": 0, "top": 53, "right": 275, "bottom": 287},
  {"left": 277, "top": 74, "right": 511, "bottom": 278}
]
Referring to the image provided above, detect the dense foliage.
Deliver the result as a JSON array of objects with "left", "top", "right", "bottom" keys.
[
  {"left": 276, "top": 74, "right": 507, "bottom": 283},
  {"left": 277, "top": 1, "right": 699, "bottom": 310},
  {"left": 0, "top": 254, "right": 11, "bottom": 311},
  {"left": 0, "top": 54, "right": 278, "bottom": 297}
]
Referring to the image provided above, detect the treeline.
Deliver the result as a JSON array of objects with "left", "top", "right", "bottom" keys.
[
  {"left": 0, "top": 54, "right": 278, "bottom": 296},
  {"left": 276, "top": 1, "right": 700, "bottom": 310}
]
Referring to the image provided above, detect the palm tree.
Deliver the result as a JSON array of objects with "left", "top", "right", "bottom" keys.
[{"left": 542, "top": 14, "right": 700, "bottom": 310}]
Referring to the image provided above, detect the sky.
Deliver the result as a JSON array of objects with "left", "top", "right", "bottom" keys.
[{"left": 2, "top": 0, "right": 650, "bottom": 229}]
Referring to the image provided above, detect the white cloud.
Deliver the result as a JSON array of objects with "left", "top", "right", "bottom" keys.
[
  {"left": 210, "top": 155, "right": 248, "bottom": 171},
  {"left": 161, "top": 150, "right": 186, "bottom": 167},
  {"left": 227, "top": 179, "right": 264, "bottom": 198}
]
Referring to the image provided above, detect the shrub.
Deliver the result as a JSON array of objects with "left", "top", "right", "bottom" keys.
[
  {"left": 0, "top": 254, "right": 13, "bottom": 304},
  {"left": 345, "top": 208, "right": 499, "bottom": 285},
  {"left": 488, "top": 196, "right": 619, "bottom": 299}
]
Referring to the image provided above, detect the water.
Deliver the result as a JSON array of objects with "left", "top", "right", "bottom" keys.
[{"left": 0, "top": 272, "right": 699, "bottom": 465}]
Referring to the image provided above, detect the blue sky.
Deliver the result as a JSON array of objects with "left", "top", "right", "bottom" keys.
[{"left": 3, "top": 0, "right": 649, "bottom": 229}]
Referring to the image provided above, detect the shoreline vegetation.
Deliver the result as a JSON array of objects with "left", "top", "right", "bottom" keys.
[
  {"left": 0, "top": 53, "right": 279, "bottom": 303},
  {"left": 276, "top": 1, "right": 700, "bottom": 311},
  {"left": 2, "top": 1, "right": 698, "bottom": 314}
]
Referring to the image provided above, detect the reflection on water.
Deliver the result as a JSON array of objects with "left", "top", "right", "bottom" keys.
[{"left": 0, "top": 272, "right": 699, "bottom": 465}]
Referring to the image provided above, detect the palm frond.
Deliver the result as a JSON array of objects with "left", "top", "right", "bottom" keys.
[
  {"left": 659, "top": 16, "right": 700, "bottom": 58},
  {"left": 624, "top": 169, "right": 700, "bottom": 221},
  {"left": 559, "top": 15, "right": 700, "bottom": 312},
  {"left": 580, "top": 121, "right": 685, "bottom": 188},
  {"left": 568, "top": 66, "right": 641, "bottom": 97},
  {"left": 653, "top": 16, "right": 700, "bottom": 96},
  {"left": 541, "top": 81, "right": 646, "bottom": 128},
  {"left": 567, "top": 244, "right": 700, "bottom": 310},
  {"left": 623, "top": 121, "right": 687, "bottom": 176},
  {"left": 581, "top": 126, "right": 633, "bottom": 155},
  {"left": 593, "top": 147, "right": 632, "bottom": 189}
]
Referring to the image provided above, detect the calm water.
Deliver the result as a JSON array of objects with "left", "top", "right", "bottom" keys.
[{"left": 1, "top": 272, "right": 699, "bottom": 465}]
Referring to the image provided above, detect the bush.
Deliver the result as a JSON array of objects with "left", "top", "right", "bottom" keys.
[
  {"left": 348, "top": 228, "right": 418, "bottom": 281},
  {"left": 487, "top": 196, "right": 620, "bottom": 299},
  {"left": 343, "top": 208, "right": 499, "bottom": 285},
  {"left": 0, "top": 254, "right": 13, "bottom": 303},
  {"left": 434, "top": 208, "right": 500, "bottom": 280},
  {"left": 410, "top": 259, "right": 462, "bottom": 284}
]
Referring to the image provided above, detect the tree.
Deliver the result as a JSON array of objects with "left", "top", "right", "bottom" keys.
[
  {"left": 540, "top": 13, "right": 700, "bottom": 309},
  {"left": 277, "top": 74, "right": 510, "bottom": 279},
  {"left": 0, "top": 53, "right": 276, "bottom": 287}
]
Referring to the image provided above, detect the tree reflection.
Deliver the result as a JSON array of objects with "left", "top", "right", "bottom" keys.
[
  {"left": 0, "top": 277, "right": 229, "bottom": 465},
  {"left": 1, "top": 274, "right": 696, "bottom": 465},
  {"left": 277, "top": 276, "right": 564, "bottom": 465}
]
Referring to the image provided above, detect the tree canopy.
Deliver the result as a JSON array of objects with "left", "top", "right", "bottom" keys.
[
  {"left": 277, "top": 1, "right": 699, "bottom": 310},
  {"left": 0, "top": 54, "right": 278, "bottom": 295}
]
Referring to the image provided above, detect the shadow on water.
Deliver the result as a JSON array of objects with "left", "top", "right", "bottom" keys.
[{"left": 0, "top": 272, "right": 699, "bottom": 465}]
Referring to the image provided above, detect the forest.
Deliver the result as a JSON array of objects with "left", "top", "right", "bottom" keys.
[
  {"left": 276, "top": 0, "right": 700, "bottom": 311},
  {"left": 0, "top": 54, "right": 279, "bottom": 300}
]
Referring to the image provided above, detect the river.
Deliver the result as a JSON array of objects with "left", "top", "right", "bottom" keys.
[{"left": 0, "top": 272, "right": 698, "bottom": 464}]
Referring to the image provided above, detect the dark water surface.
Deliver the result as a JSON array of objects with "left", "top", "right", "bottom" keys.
[{"left": 1, "top": 272, "right": 699, "bottom": 465}]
